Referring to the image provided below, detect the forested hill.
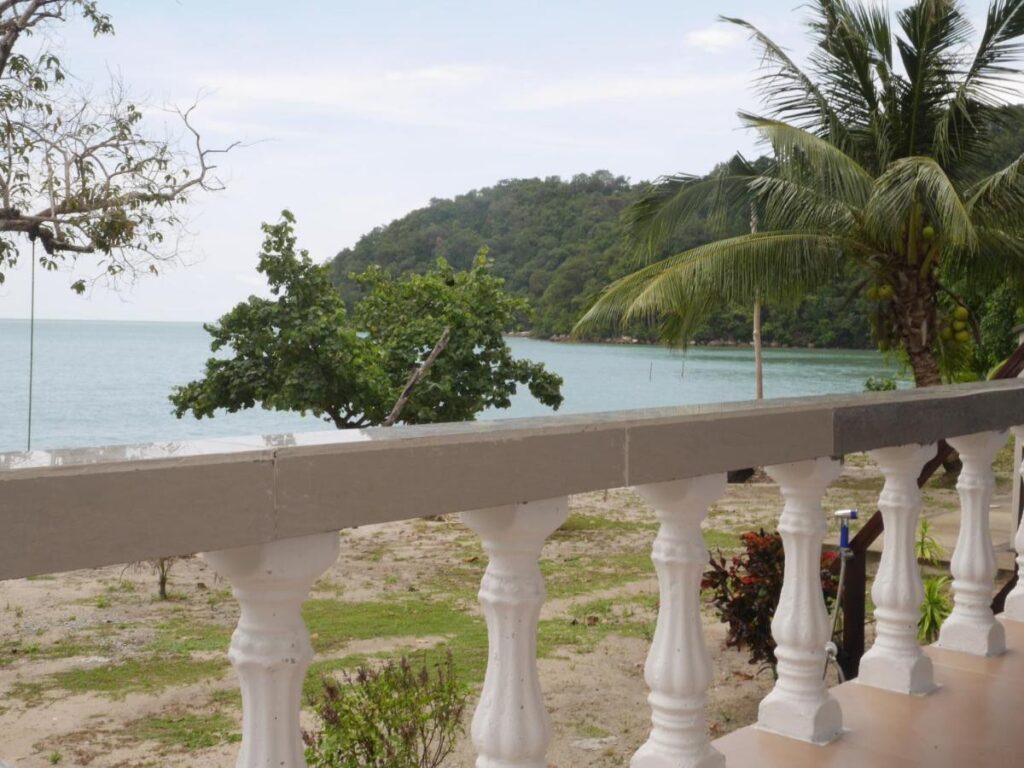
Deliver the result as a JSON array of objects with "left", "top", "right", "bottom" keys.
[
  {"left": 330, "top": 172, "right": 641, "bottom": 339},
  {"left": 331, "top": 107, "right": 1024, "bottom": 348},
  {"left": 330, "top": 170, "right": 873, "bottom": 347}
]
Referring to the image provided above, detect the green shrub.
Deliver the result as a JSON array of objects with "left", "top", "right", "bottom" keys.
[
  {"left": 303, "top": 651, "right": 468, "bottom": 768},
  {"left": 919, "top": 576, "right": 953, "bottom": 644},
  {"left": 864, "top": 376, "right": 898, "bottom": 392},
  {"left": 702, "top": 529, "right": 839, "bottom": 674}
]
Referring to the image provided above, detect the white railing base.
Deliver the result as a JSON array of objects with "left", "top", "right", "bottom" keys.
[
  {"left": 1003, "top": 594, "right": 1024, "bottom": 622},
  {"left": 756, "top": 696, "right": 844, "bottom": 746},
  {"left": 857, "top": 652, "right": 936, "bottom": 695},
  {"left": 203, "top": 531, "right": 340, "bottom": 768},
  {"left": 934, "top": 618, "right": 1006, "bottom": 656}
]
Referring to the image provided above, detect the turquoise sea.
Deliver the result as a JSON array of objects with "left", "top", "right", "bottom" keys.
[{"left": 0, "top": 320, "right": 901, "bottom": 453}]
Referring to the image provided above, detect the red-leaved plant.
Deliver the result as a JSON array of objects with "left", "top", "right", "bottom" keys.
[{"left": 702, "top": 529, "right": 839, "bottom": 675}]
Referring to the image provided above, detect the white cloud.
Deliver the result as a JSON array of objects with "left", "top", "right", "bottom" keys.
[
  {"left": 198, "top": 65, "right": 495, "bottom": 127},
  {"left": 684, "top": 26, "right": 742, "bottom": 53},
  {"left": 507, "top": 73, "right": 747, "bottom": 111}
]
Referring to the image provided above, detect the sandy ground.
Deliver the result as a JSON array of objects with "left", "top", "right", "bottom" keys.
[{"left": 0, "top": 451, "right": 1013, "bottom": 768}]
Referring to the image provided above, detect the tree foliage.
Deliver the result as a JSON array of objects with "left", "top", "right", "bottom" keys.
[
  {"left": 0, "top": 1, "right": 234, "bottom": 292},
  {"left": 331, "top": 171, "right": 881, "bottom": 347},
  {"left": 171, "top": 212, "right": 563, "bottom": 428},
  {"left": 578, "top": 1, "right": 1024, "bottom": 386}
]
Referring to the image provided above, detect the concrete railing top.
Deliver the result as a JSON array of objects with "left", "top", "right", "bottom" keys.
[{"left": 2, "top": 379, "right": 1024, "bottom": 581}]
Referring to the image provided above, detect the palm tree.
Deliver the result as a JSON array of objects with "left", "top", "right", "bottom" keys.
[{"left": 577, "top": 0, "right": 1024, "bottom": 388}]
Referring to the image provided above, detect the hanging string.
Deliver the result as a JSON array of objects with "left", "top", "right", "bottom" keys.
[{"left": 27, "top": 237, "right": 36, "bottom": 452}]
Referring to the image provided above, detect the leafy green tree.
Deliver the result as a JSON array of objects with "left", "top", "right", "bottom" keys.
[
  {"left": 171, "top": 212, "right": 562, "bottom": 428},
  {"left": 0, "top": 1, "right": 233, "bottom": 291},
  {"left": 578, "top": 0, "right": 1024, "bottom": 387}
]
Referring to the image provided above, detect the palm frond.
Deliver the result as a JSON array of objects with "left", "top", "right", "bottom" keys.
[
  {"left": 575, "top": 231, "right": 865, "bottom": 343},
  {"left": 896, "top": 0, "right": 974, "bottom": 156},
  {"left": 934, "top": 0, "right": 1024, "bottom": 168},
  {"left": 964, "top": 150, "right": 1024, "bottom": 228},
  {"left": 741, "top": 114, "right": 874, "bottom": 207},
  {"left": 722, "top": 15, "right": 848, "bottom": 143},
  {"left": 751, "top": 175, "right": 860, "bottom": 233},
  {"left": 945, "top": 225, "right": 1024, "bottom": 288},
  {"left": 807, "top": 1, "right": 881, "bottom": 124},
  {"left": 864, "top": 155, "right": 977, "bottom": 251},
  {"left": 624, "top": 156, "right": 757, "bottom": 260}
]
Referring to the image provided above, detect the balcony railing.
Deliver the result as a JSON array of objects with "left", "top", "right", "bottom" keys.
[{"left": 3, "top": 380, "right": 1024, "bottom": 767}]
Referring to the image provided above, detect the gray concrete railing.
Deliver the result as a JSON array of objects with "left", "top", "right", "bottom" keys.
[
  {"left": 3, "top": 379, "right": 1024, "bottom": 767},
  {"left": 1, "top": 380, "right": 1023, "bottom": 580}
]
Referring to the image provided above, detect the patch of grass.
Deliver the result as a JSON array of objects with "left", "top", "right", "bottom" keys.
[
  {"left": 1, "top": 636, "right": 105, "bottom": 665},
  {"left": 303, "top": 598, "right": 477, "bottom": 653},
  {"left": 552, "top": 513, "right": 656, "bottom": 539},
  {"left": 47, "top": 656, "right": 227, "bottom": 700},
  {"left": 301, "top": 597, "right": 490, "bottom": 697},
  {"left": 146, "top": 617, "right": 232, "bottom": 655},
  {"left": 575, "top": 722, "right": 611, "bottom": 739},
  {"left": 542, "top": 551, "right": 654, "bottom": 599},
  {"left": 703, "top": 529, "right": 743, "bottom": 550},
  {"left": 130, "top": 712, "right": 240, "bottom": 751}
]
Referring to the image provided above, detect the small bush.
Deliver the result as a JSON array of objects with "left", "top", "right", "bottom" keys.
[
  {"left": 303, "top": 651, "right": 469, "bottom": 768},
  {"left": 702, "top": 529, "right": 838, "bottom": 673},
  {"left": 864, "top": 376, "right": 898, "bottom": 392}
]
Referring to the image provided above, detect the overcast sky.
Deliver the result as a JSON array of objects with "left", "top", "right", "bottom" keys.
[{"left": 0, "top": 0, "right": 997, "bottom": 322}]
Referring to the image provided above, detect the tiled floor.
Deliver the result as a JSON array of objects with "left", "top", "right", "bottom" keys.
[{"left": 712, "top": 617, "right": 1024, "bottom": 767}]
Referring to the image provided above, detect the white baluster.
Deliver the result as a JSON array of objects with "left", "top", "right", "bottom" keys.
[
  {"left": 461, "top": 497, "right": 568, "bottom": 768},
  {"left": 936, "top": 431, "right": 1007, "bottom": 655},
  {"left": 632, "top": 474, "right": 727, "bottom": 768},
  {"left": 203, "top": 532, "right": 340, "bottom": 768},
  {"left": 1003, "top": 426, "right": 1024, "bottom": 621},
  {"left": 758, "top": 457, "right": 843, "bottom": 744},
  {"left": 858, "top": 443, "right": 936, "bottom": 694}
]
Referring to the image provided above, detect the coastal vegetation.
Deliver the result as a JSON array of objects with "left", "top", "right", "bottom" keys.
[
  {"left": 329, "top": 171, "right": 879, "bottom": 348},
  {"left": 579, "top": 0, "right": 1024, "bottom": 387},
  {"left": 171, "top": 212, "right": 563, "bottom": 428}
]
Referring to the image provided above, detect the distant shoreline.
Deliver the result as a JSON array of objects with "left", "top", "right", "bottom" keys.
[{"left": 504, "top": 330, "right": 875, "bottom": 352}]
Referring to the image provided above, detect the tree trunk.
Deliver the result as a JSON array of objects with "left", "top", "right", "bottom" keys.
[
  {"left": 892, "top": 266, "right": 961, "bottom": 475},
  {"left": 893, "top": 267, "right": 942, "bottom": 388}
]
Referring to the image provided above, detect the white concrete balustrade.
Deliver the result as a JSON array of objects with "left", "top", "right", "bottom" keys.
[
  {"left": 937, "top": 431, "right": 1008, "bottom": 656},
  {"left": 202, "top": 532, "right": 341, "bottom": 768},
  {"left": 460, "top": 498, "right": 568, "bottom": 768},
  {"left": 1003, "top": 425, "right": 1024, "bottom": 621},
  {"left": 632, "top": 474, "right": 727, "bottom": 768},
  {"left": 3, "top": 383, "right": 1024, "bottom": 767},
  {"left": 757, "top": 457, "right": 843, "bottom": 744},
  {"left": 858, "top": 443, "right": 936, "bottom": 694}
]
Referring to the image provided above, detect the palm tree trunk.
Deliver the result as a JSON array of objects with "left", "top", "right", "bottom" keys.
[{"left": 894, "top": 268, "right": 942, "bottom": 388}]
